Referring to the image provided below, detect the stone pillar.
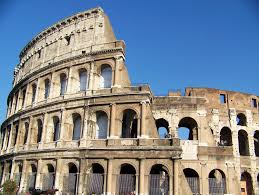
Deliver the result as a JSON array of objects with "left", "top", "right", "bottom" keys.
[
  {"left": 78, "top": 159, "right": 85, "bottom": 194},
  {"left": 19, "top": 160, "right": 27, "bottom": 193},
  {"left": 109, "top": 103, "right": 117, "bottom": 138},
  {"left": 140, "top": 101, "right": 147, "bottom": 138},
  {"left": 106, "top": 158, "right": 113, "bottom": 195},
  {"left": 173, "top": 160, "right": 179, "bottom": 195},
  {"left": 248, "top": 130, "right": 255, "bottom": 157},
  {"left": 66, "top": 67, "right": 73, "bottom": 94},
  {"left": 113, "top": 55, "right": 124, "bottom": 87},
  {"left": 25, "top": 117, "right": 33, "bottom": 150},
  {"left": 23, "top": 84, "right": 29, "bottom": 109},
  {"left": 80, "top": 106, "right": 88, "bottom": 147},
  {"left": 15, "top": 119, "right": 22, "bottom": 151},
  {"left": 39, "top": 113, "right": 48, "bottom": 149},
  {"left": 7, "top": 125, "right": 13, "bottom": 150},
  {"left": 34, "top": 79, "right": 40, "bottom": 105},
  {"left": 35, "top": 159, "right": 42, "bottom": 189},
  {"left": 139, "top": 158, "right": 145, "bottom": 195},
  {"left": 10, "top": 159, "right": 15, "bottom": 179},
  {"left": 200, "top": 161, "right": 208, "bottom": 195},
  {"left": 54, "top": 159, "right": 62, "bottom": 192},
  {"left": 88, "top": 61, "right": 95, "bottom": 91},
  {"left": 193, "top": 127, "right": 198, "bottom": 140},
  {"left": 57, "top": 109, "right": 65, "bottom": 147}
]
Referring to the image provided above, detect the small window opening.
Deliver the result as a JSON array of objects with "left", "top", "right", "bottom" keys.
[
  {"left": 236, "top": 113, "right": 247, "bottom": 126},
  {"left": 21, "top": 89, "right": 26, "bottom": 107},
  {"left": 82, "top": 50, "right": 86, "bottom": 54},
  {"left": 156, "top": 118, "right": 170, "bottom": 138},
  {"left": 38, "top": 50, "right": 41, "bottom": 59},
  {"left": 252, "top": 98, "right": 257, "bottom": 108},
  {"left": 178, "top": 117, "right": 198, "bottom": 140},
  {"left": 220, "top": 94, "right": 226, "bottom": 104},
  {"left": 65, "top": 35, "right": 71, "bottom": 45}
]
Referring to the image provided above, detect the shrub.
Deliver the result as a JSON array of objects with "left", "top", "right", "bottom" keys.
[{"left": 1, "top": 180, "right": 17, "bottom": 195}]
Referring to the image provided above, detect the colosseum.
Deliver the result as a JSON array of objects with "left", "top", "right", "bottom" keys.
[{"left": 0, "top": 7, "right": 258, "bottom": 195}]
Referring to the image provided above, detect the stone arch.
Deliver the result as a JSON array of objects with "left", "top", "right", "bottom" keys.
[
  {"left": 178, "top": 117, "right": 198, "bottom": 140},
  {"left": 86, "top": 163, "right": 105, "bottom": 194},
  {"left": 59, "top": 73, "right": 67, "bottom": 96},
  {"left": 156, "top": 118, "right": 170, "bottom": 138},
  {"left": 118, "top": 163, "right": 136, "bottom": 194},
  {"left": 36, "top": 119, "right": 43, "bottom": 143},
  {"left": 95, "top": 111, "right": 108, "bottom": 139},
  {"left": 100, "top": 64, "right": 112, "bottom": 88},
  {"left": 237, "top": 113, "right": 247, "bottom": 126},
  {"left": 31, "top": 83, "right": 37, "bottom": 104},
  {"left": 183, "top": 168, "right": 200, "bottom": 194},
  {"left": 121, "top": 109, "right": 138, "bottom": 138},
  {"left": 63, "top": 162, "right": 78, "bottom": 195},
  {"left": 42, "top": 163, "right": 55, "bottom": 190},
  {"left": 219, "top": 127, "right": 232, "bottom": 146},
  {"left": 13, "top": 163, "right": 23, "bottom": 186},
  {"left": 27, "top": 163, "right": 37, "bottom": 189},
  {"left": 241, "top": 171, "right": 254, "bottom": 195},
  {"left": 238, "top": 130, "right": 250, "bottom": 156},
  {"left": 79, "top": 68, "right": 88, "bottom": 91},
  {"left": 254, "top": 130, "right": 259, "bottom": 157},
  {"left": 149, "top": 164, "right": 169, "bottom": 195},
  {"left": 44, "top": 78, "right": 51, "bottom": 99},
  {"left": 208, "top": 169, "right": 227, "bottom": 194},
  {"left": 53, "top": 116, "right": 60, "bottom": 142},
  {"left": 23, "top": 122, "right": 29, "bottom": 145},
  {"left": 72, "top": 113, "right": 82, "bottom": 140}
]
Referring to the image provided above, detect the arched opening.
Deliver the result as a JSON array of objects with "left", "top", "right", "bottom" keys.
[
  {"left": 238, "top": 130, "right": 250, "bottom": 156},
  {"left": 42, "top": 164, "right": 55, "bottom": 190},
  {"left": 254, "top": 131, "right": 259, "bottom": 157},
  {"left": 156, "top": 118, "right": 170, "bottom": 138},
  {"left": 149, "top": 164, "right": 169, "bottom": 195},
  {"left": 14, "top": 164, "right": 22, "bottom": 187},
  {"left": 178, "top": 117, "right": 198, "bottom": 140},
  {"left": 121, "top": 109, "right": 138, "bottom": 138},
  {"left": 219, "top": 127, "right": 232, "bottom": 146},
  {"left": 96, "top": 111, "right": 108, "bottom": 139},
  {"left": 237, "top": 113, "right": 247, "bottom": 126},
  {"left": 79, "top": 69, "right": 88, "bottom": 91},
  {"left": 44, "top": 79, "right": 50, "bottom": 99},
  {"left": 53, "top": 116, "right": 60, "bottom": 142},
  {"left": 67, "top": 163, "right": 78, "bottom": 195},
  {"left": 117, "top": 164, "right": 136, "bottom": 194},
  {"left": 241, "top": 172, "right": 254, "bottom": 195},
  {"left": 24, "top": 122, "right": 29, "bottom": 144},
  {"left": 27, "top": 164, "right": 37, "bottom": 190},
  {"left": 31, "top": 84, "right": 37, "bottom": 104},
  {"left": 37, "top": 119, "right": 43, "bottom": 143},
  {"left": 72, "top": 113, "right": 81, "bottom": 140},
  {"left": 208, "top": 169, "right": 226, "bottom": 194},
  {"left": 60, "top": 73, "right": 67, "bottom": 96},
  {"left": 100, "top": 64, "right": 112, "bottom": 88},
  {"left": 0, "top": 164, "right": 4, "bottom": 185},
  {"left": 183, "top": 168, "right": 200, "bottom": 194},
  {"left": 86, "top": 163, "right": 104, "bottom": 194}
]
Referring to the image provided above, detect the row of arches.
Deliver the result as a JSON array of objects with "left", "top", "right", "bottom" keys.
[
  {"left": 8, "top": 64, "right": 113, "bottom": 116},
  {"left": 183, "top": 168, "right": 256, "bottom": 195}
]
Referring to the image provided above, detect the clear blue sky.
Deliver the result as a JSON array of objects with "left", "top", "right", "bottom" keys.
[{"left": 0, "top": 0, "right": 258, "bottom": 124}]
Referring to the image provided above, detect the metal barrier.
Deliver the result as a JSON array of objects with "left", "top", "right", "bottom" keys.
[
  {"left": 26, "top": 173, "right": 36, "bottom": 191},
  {"left": 116, "top": 174, "right": 136, "bottom": 195},
  {"left": 85, "top": 173, "right": 104, "bottom": 194},
  {"left": 149, "top": 174, "right": 169, "bottom": 195},
  {"left": 13, "top": 173, "right": 22, "bottom": 186},
  {"left": 63, "top": 173, "right": 79, "bottom": 195},
  {"left": 186, "top": 177, "right": 200, "bottom": 195},
  {"left": 209, "top": 178, "right": 226, "bottom": 195},
  {"left": 42, "top": 173, "right": 55, "bottom": 190}
]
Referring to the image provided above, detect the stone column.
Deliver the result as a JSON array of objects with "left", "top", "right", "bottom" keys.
[
  {"left": 39, "top": 113, "right": 48, "bottom": 149},
  {"left": 54, "top": 159, "right": 62, "bottom": 192},
  {"left": 35, "top": 159, "right": 42, "bottom": 189},
  {"left": 109, "top": 103, "right": 117, "bottom": 138},
  {"left": 173, "top": 160, "right": 179, "bottom": 195},
  {"left": 200, "top": 161, "right": 208, "bottom": 195},
  {"left": 23, "top": 84, "right": 29, "bottom": 109},
  {"left": 106, "top": 158, "right": 113, "bottom": 195},
  {"left": 7, "top": 125, "right": 13, "bottom": 150},
  {"left": 80, "top": 106, "right": 88, "bottom": 147},
  {"left": 25, "top": 117, "right": 33, "bottom": 150},
  {"left": 140, "top": 101, "right": 147, "bottom": 138},
  {"left": 113, "top": 55, "right": 124, "bottom": 87},
  {"left": 34, "top": 79, "right": 40, "bottom": 105},
  {"left": 10, "top": 159, "right": 15, "bottom": 179},
  {"left": 19, "top": 160, "right": 27, "bottom": 193},
  {"left": 248, "top": 130, "right": 255, "bottom": 157},
  {"left": 88, "top": 61, "right": 95, "bottom": 91},
  {"left": 66, "top": 67, "right": 73, "bottom": 94},
  {"left": 15, "top": 119, "right": 22, "bottom": 151},
  {"left": 139, "top": 158, "right": 145, "bottom": 195},
  {"left": 57, "top": 109, "right": 65, "bottom": 147},
  {"left": 78, "top": 159, "right": 85, "bottom": 194}
]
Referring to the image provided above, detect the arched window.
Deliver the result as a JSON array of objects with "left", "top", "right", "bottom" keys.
[
  {"left": 149, "top": 164, "right": 169, "bottom": 195},
  {"left": 37, "top": 119, "right": 43, "bottom": 143},
  {"left": 121, "top": 109, "right": 138, "bottom": 138},
  {"left": 31, "top": 84, "right": 37, "bottom": 104},
  {"left": 60, "top": 73, "right": 67, "bottom": 96},
  {"left": 238, "top": 130, "right": 250, "bottom": 156},
  {"left": 24, "top": 122, "right": 29, "bottom": 144},
  {"left": 219, "top": 127, "right": 232, "bottom": 146},
  {"left": 100, "top": 64, "right": 112, "bottom": 88},
  {"left": 79, "top": 69, "right": 88, "bottom": 91},
  {"left": 156, "top": 118, "right": 169, "bottom": 138},
  {"left": 178, "top": 117, "right": 198, "bottom": 140},
  {"left": 44, "top": 79, "right": 50, "bottom": 99},
  {"left": 183, "top": 168, "right": 200, "bottom": 194},
  {"left": 209, "top": 169, "right": 226, "bottom": 194},
  {"left": 237, "top": 113, "right": 247, "bottom": 126},
  {"left": 118, "top": 164, "right": 136, "bottom": 194},
  {"left": 72, "top": 114, "right": 81, "bottom": 140},
  {"left": 42, "top": 164, "right": 55, "bottom": 190},
  {"left": 241, "top": 172, "right": 254, "bottom": 195},
  {"left": 254, "top": 131, "right": 259, "bottom": 157},
  {"left": 53, "top": 117, "right": 60, "bottom": 142},
  {"left": 14, "top": 164, "right": 22, "bottom": 187},
  {"left": 86, "top": 163, "right": 104, "bottom": 194},
  {"left": 96, "top": 111, "right": 108, "bottom": 139}
]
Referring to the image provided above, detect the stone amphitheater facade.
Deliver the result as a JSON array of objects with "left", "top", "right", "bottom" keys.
[{"left": 1, "top": 7, "right": 259, "bottom": 195}]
